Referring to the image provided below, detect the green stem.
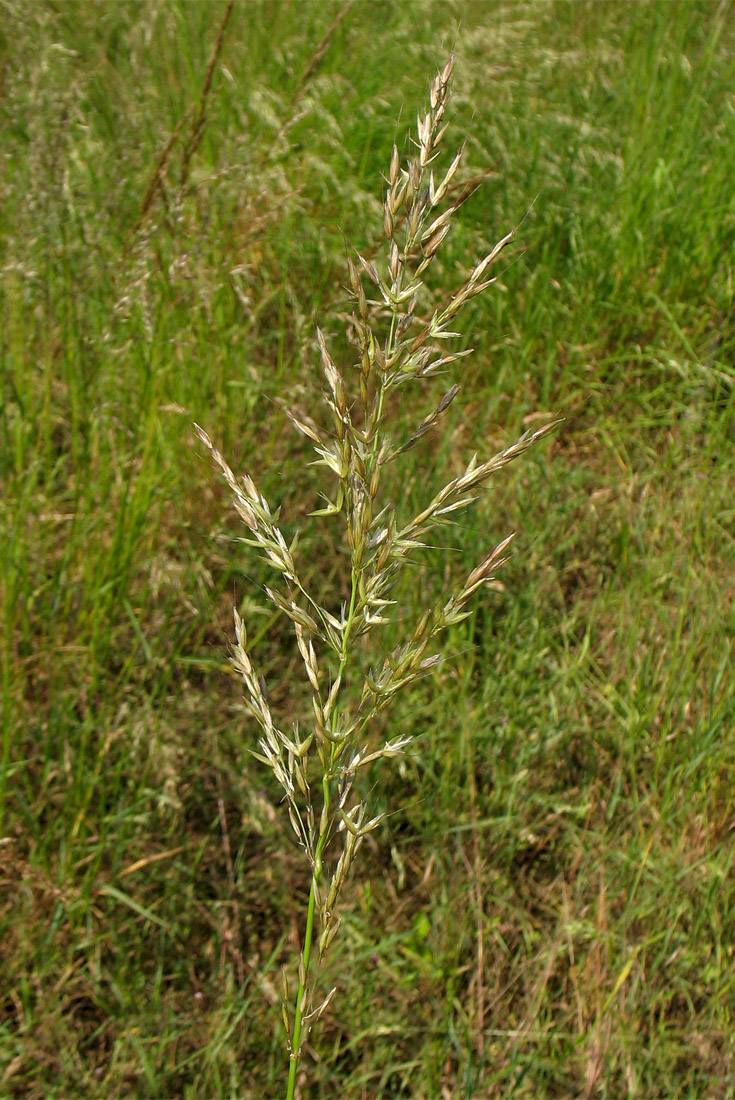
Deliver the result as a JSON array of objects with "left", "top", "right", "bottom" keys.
[
  {"left": 286, "top": 810, "right": 328, "bottom": 1100},
  {"left": 285, "top": 566, "right": 359, "bottom": 1099}
]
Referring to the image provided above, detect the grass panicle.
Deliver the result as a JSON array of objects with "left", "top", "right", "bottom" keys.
[{"left": 197, "top": 56, "right": 555, "bottom": 1094}]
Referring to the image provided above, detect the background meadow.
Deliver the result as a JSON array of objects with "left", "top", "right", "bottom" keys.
[{"left": 1, "top": 1, "right": 735, "bottom": 1096}]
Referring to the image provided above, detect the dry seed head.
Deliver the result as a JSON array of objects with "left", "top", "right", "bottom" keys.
[
  {"left": 296, "top": 731, "right": 313, "bottom": 759},
  {"left": 233, "top": 608, "right": 248, "bottom": 658},
  {"left": 464, "top": 532, "right": 517, "bottom": 589},
  {"left": 278, "top": 400, "right": 325, "bottom": 446},
  {"left": 295, "top": 766, "right": 308, "bottom": 798},
  {"left": 352, "top": 312, "right": 368, "bottom": 349},
  {"left": 389, "top": 241, "right": 400, "bottom": 282},
  {"left": 313, "top": 986, "right": 337, "bottom": 1022},
  {"left": 339, "top": 804, "right": 363, "bottom": 836},
  {"left": 417, "top": 110, "right": 431, "bottom": 150},
  {"left": 408, "top": 201, "right": 421, "bottom": 240},
  {"left": 389, "top": 176, "right": 408, "bottom": 215},
  {"left": 432, "top": 143, "right": 464, "bottom": 207},
  {"left": 394, "top": 310, "right": 413, "bottom": 342},
  {"left": 358, "top": 253, "right": 380, "bottom": 285},
  {"left": 383, "top": 200, "right": 394, "bottom": 240},
  {"left": 312, "top": 694, "right": 325, "bottom": 733},
  {"left": 359, "top": 813, "right": 384, "bottom": 835},
  {"left": 371, "top": 329, "right": 386, "bottom": 371},
  {"left": 273, "top": 758, "right": 294, "bottom": 797},
  {"left": 324, "top": 870, "right": 338, "bottom": 913},
  {"left": 318, "top": 328, "right": 347, "bottom": 416},
  {"left": 319, "top": 919, "right": 341, "bottom": 959},
  {"left": 430, "top": 73, "right": 442, "bottom": 111},
  {"left": 432, "top": 121, "right": 449, "bottom": 150},
  {"left": 347, "top": 256, "right": 368, "bottom": 321},
  {"left": 323, "top": 673, "right": 343, "bottom": 723},
  {"left": 382, "top": 735, "right": 412, "bottom": 758},
  {"left": 422, "top": 222, "right": 450, "bottom": 258},
  {"left": 469, "top": 229, "right": 515, "bottom": 287},
  {"left": 302, "top": 985, "right": 338, "bottom": 1026},
  {"left": 413, "top": 609, "right": 431, "bottom": 641},
  {"left": 288, "top": 803, "right": 304, "bottom": 843},
  {"left": 421, "top": 205, "right": 454, "bottom": 243},
  {"left": 195, "top": 423, "right": 259, "bottom": 531},
  {"left": 294, "top": 620, "right": 321, "bottom": 693},
  {"left": 409, "top": 324, "right": 431, "bottom": 353},
  {"left": 389, "top": 142, "right": 400, "bottom": 185}
]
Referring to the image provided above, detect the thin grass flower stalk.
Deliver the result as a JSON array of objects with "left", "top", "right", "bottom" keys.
[{"left": 196, "top": 56, "right": 556, "bottom": 1098}]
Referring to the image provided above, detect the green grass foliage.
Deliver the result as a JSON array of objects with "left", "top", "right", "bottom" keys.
[{"left": 1, "top": 1, "right": 734, "bottom": 1096}]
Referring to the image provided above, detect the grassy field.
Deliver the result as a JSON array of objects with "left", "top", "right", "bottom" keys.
[{"left": 2, "top": 1, "right": 735, "bottom": 1096}]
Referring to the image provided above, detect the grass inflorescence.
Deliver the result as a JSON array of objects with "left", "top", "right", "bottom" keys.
[{"left": 196, "top": 55, "right": 555, "bottom": 1092}]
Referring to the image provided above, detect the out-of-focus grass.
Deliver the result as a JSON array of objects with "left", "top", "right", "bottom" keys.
[{"left": 1, "top": 1, "right": 734, "bottom": 1096}]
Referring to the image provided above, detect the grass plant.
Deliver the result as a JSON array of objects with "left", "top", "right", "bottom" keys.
[
  {"left": 1, "top": 1, "right": 735, "bottom": 1097},
  {"left": 196, "top": 57, "right": 555, "bottom": 1093}
]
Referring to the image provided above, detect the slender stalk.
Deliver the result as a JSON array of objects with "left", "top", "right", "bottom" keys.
[
  {"left": 286, "top": 822, "right": 328, "bottom": 1100},
  {"left": 286, "top": 565, "right": 358, "bottom": 1098}
]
